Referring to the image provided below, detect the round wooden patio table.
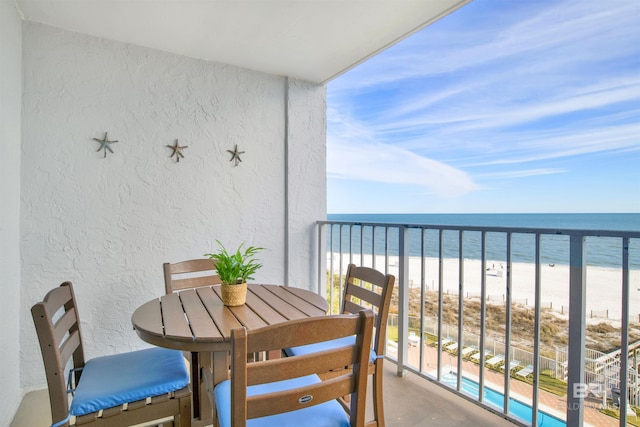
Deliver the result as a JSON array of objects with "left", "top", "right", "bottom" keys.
[{"left": 131, "top": 283, "right": 328, "bottom": 427}]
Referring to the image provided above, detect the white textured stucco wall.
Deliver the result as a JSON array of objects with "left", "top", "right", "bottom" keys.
[
  {"left": 20, "top": 22, "right": 326, "bottom": 390},
  {"left": 0, "top": 1, "right": 23, "bottom": 424},
  {"left": 286, "top": 79, "right": 327, "bottom": 287}
]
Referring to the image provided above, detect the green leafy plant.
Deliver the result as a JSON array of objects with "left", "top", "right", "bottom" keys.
[{"left": 205, "top": 240, "right": 264, "bottom": 285}]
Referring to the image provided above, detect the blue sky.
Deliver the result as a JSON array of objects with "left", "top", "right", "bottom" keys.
[{"left": 326, "top": 0, "right": 640, "bottom": 214}]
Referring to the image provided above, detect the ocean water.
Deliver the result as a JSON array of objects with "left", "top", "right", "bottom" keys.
[{"left": 326, "top": 213, "right": 640, "bottom": 269}]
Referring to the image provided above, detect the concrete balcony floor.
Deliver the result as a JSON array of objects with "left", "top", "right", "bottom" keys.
[
  {"left": 11, "top": 360, "right": 517, "bottom": 427},
  {"left": 368, "top": 361, "right": 518, "bottom": 427}
]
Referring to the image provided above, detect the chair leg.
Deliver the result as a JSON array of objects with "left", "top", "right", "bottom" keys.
[
  {"left": 177, "top": 387, "right": 193, "bottom": 427},
  {"left": 372, "top": 362, "right": 385, "bottom": 427}
]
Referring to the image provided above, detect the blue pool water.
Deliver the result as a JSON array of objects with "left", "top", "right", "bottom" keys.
[{"left": 442, "top": 373, "right": 566, "bottom": 427}]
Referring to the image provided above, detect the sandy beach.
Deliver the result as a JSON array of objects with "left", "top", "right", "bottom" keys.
[{"left": 328, "top": 254, "right": 640, "bottom": 323}]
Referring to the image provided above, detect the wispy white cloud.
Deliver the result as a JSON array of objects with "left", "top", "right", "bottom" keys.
[
  {"left": 472, "top": 124, "right": 640, "bottom": 166},
  {"left": 327, "top": 138, "right": 479, "bottom": 198},
  {"left": 330, "top": 0, "right": 639, "bottom": 92},
  {"left": 328, "top": 108, "right": 478, "bottom": 197},
  {"left": 375, "top": 72, "right": 640, "bottom": 129},
  {"left": 477, "top": 169, "right": 566, "bottom": 179},
  {"left": 430, "top": 79, "right": 640, "bottom": 135}
]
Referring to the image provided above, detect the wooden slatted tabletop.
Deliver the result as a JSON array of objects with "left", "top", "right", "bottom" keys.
[{"left": 131, "top": 283, "right": 329, "bottom": 426}]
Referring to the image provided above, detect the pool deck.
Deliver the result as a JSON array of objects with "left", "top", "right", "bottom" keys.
[{"left": 400, "top": 342, "right": 631, "bottom": 427}]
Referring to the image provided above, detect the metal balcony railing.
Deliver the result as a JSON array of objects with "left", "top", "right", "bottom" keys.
[{"left": 317, "top": 220, "right": 640, "bottom": 427}]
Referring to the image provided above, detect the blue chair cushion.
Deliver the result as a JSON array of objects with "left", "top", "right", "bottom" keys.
[
  {"left": 214, "top": 374, "right": 351, "bottom": 427},
  {"left": 69, "top": 347, "right": 189, "bottom": 416},
  {"left": 285, "top": 336, "right": 377, "bottom": 363}
]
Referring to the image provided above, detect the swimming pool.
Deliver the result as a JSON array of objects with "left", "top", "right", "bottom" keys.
[{"left": 442, "top": 373, "right": 566, "bottom": 427}]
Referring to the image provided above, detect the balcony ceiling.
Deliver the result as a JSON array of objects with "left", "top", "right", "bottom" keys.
[{"left": 15, "top": 0, "right": 470, "bottom": 84}]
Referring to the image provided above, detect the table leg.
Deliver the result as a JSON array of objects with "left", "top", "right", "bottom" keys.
[
  {"left": 201, "top": 351, "right": 229, "bottom": 427},
  {"left": 192, "top": 351, "right": 213, "bottom": 427},
  {"left": 191, "top": 352, "right": 200, "bottom": 419}
]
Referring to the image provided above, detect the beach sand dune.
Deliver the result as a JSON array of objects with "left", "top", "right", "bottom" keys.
[{"left": 328, "top": 254, "right": 640, "bottom": 323}]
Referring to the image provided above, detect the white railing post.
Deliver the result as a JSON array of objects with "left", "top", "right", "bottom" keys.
[
  {"left": 437, "top": 229, "right": 445, "bottom": 381},
  {"left": 619, "top": 237, "right": 630, "bottom": 426},
  {"left": 532, "top": 234, "right": 542, "bottom": 427},
  {"left": 397, "top": 225, "right": 410, "bottom": 377},
  {"left": 318, "top": 222, "right": 327, "bottom": 297},
  {"left": 457, "top": 231, "right": 465, "bottom": 391},
  {"left": 419, "top": 228, "right": 427, "bottom": 373},
  {"left": 503, "top": 233, "right": 513, "bottom": 415},
  {"left": 478, "top": 231, "right": 487, "bottom": 403},
  {"left": 567, "top": 234, "right": 587, "bottom": 426}
]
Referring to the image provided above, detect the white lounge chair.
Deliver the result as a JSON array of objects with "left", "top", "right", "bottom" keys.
[
  {"left": 461, "top": 346, "right": 477, "bottom": 358},
  {"left": 515, "top": 364, "right": 534, "bottom": 378},
  {"left": 471, "top": 350, "right": 490, "bottom": 362},
  {"left": 408, "top": 333, "right": 420, "bottom": 347},
  {"left": 508, "top": 360, "right": 521, "bottom": 372},
  {"left": 485, "top": 354, "right": 505, "bottom": 368},
  {"left": 446, "top": 342, "right": 458, "bottom": 352}
]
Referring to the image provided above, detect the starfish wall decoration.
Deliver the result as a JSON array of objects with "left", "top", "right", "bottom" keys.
[
  {"left": 92, "top": 132, "right": 118, "bottom": 158},
  {"left": 166, "top": 139, "right": 188, "bottom": 162},
  {"left": 227, "top": 144, "right": 245, "bottom": 166}
]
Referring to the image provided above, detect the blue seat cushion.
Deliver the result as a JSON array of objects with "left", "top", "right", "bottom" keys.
[
  {"left": 214, "top": 374, "right": 351, "bottom": 427},
  {"left": 285, "top": 336, "right": 377, "bottom": 363},
  {"left": 70, "top": 347, "right": 189, "bottom": 416}
]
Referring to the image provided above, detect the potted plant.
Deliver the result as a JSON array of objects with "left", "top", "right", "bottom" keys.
[{"left": 205, "top": 240, "right": 264, "bottom": 306}]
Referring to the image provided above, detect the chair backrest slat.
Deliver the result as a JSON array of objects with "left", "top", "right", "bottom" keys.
[
  {"left": 53, "top": 308, "right": 78, "bottom": 344},
  {"left": 167, "top": 258, "right": 215, "bottom": 274},
  {"left": 58, "top": 331, "right": 81, "bottom": 370},
  {"left": 348, "top": 265, "right": 387, "bottom": 286},
  {"left": 43, "top": 283, "right": 74, "bottom": 312},
  {"left": 249, "top": 347, "right": 356, "bottom": 385},
  {"left": 345, "top": 282, "right": 383, "bottom": 308},
  {"left": 164, "top": 258, "right": 221, "bottom": 294},
  {"left": 246, "top": 314, "right": 362, "bottom": 352},
  {"left": 247, "top": 376, "right": 353, "bottom": 419},
  {"left": 169, "top": 275, "right": 222, "bottom": 292},
  {"left": 230, "top": 310, "right": 374, "bottom": 426}
]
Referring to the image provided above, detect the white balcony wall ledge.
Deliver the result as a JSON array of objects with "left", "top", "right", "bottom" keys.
[{"left": 5, "top": 21, "right": 325, "bottom": 421}]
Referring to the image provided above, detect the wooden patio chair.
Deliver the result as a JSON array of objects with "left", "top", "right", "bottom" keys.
[
  {"left": 164, "top": 258, "right": 222, "bottom": 417},
  {"left": 213, "top": 310, "right": 374, "bottom": 427},
  {"left": 31, "top": 281, "right": 191, "bottom": 427},
  {"left": 285, "top": 264, "right": 396, "bottom": 427}
]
